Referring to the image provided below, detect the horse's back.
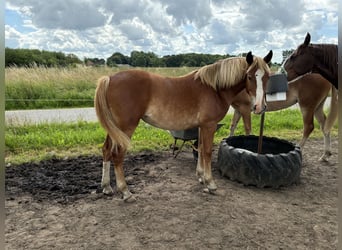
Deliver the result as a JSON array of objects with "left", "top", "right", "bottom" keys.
[
  {"left": 296, "top": 73, "right": 331, "bottom": 92},
  {"left": 109, "top": 69, "right": 155, "bottom": 87}
]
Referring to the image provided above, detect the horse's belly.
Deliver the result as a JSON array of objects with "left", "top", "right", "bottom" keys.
[{"left": 142, "top": 108, "right": 199, "bottom": 130}]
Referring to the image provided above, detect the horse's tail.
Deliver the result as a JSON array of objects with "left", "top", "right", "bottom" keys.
[
  {"left": 94, "top": 76, "right": 130, "bottom": 151},
  {"left": 323, "top": 86, "right": 338, "bottom": 134}
]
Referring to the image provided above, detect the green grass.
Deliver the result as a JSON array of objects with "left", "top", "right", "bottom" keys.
[{"left": 5, "top": 109, "right": 338, "bottom": 164}]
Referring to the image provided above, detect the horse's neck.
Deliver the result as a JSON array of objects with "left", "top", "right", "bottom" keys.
[
  {"left": 313, "top": 63, "right": 336, "bottom": 85},
  {"left": 312, "top": 45, "right": 338, "bottom": 88},
  {"left": 218, "top": 80, "right": 247, "bottom": 107}
]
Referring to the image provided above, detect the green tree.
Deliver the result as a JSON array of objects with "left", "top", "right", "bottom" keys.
[
  {"left": 84, "top": 57, "right": 105, "bottom": 66},
  {"left": 282, "top": 50, "right": 294, "bottom": 64},
  {"left": 107, "top": 52, "right": 130, "bottom": 66},
  {"left": 5, "top": 48, "right": 82, "bottom": 67},
  {"left": 130, "top": 51, "right": 147, "bottom": 67}
]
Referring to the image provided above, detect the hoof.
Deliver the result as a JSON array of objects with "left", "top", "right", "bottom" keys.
[
  {"left": 319, "top": 152, "right": 332, "bottom": 162},
  {"left": 206, "top": 181, "right": 217, "bottom": 192},
  {"left": 203, "top": 181, "right": 217, "bottom": 194},
  {"left": 319, "top": 156, "right": 328, "bottom": 162},
  {"left": 102, "top": 185, "right": 114, "bottom": 195},
  {"left": 203, "top": 188, "right": 216, "bottom": 194},
  {"left": 124, "top": 196, "right": 136, "bottom": 203},
  {"left": 198, "top": 177, "right": 204, "bottom": 184},
  {"left": 123, "top": 191, "right": 136, "bottom": 203}
]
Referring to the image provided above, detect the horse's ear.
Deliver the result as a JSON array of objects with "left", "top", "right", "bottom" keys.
[
  {"left": 246, "top": 51, "right": 253, "bottom": 65},
  {"left": 304, "top": 33, "right": 311, "bottom": 46},
  {"left": 263, "top": 50, "right": 273, "bottom": 64}
]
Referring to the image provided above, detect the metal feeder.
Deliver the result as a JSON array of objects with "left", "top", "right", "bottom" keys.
[{"left": 258, "top": 73, "right": 288, "bottom": 153}]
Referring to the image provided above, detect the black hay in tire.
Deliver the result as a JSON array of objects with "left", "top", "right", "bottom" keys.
[{"left": 217, "top": 135, "right": 302, "bottom": 188}]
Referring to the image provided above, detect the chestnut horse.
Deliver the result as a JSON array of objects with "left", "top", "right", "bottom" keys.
[
  {"left": 283, "top": 33, "right": 338, "bottom": 89},
  {"left": 95, "top": 51, "right": 273, "bottom": 201},
  {"left": 229, "top": 73, "right": 338, "bottom": 161}
]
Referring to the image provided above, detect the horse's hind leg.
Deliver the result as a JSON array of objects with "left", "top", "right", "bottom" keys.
[
  {"left": 314, "top": 103, "right": 332, "bottom": 162},
  {"left": 101, "top": 135, "right": 114, "bottom": 195},
  {"left": 299, "top": 108, "right": 315, "bottom": 150},
  {"left": 101, "top": 134, "right": 134, "bottom": 201},
  {"left": 112, "top": 146, "right": 135, "bottom": 202},
  {"left": 229, "top": 110, "right": 241, "bottom": 136}
]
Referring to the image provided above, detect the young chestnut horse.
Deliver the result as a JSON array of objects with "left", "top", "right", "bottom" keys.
[
  {"left": 229, "top": 73, "right": 338, "bottom": 162},
  {"left": 283, "top": 33, "right": 338, "bottom": 89},
  {"left": 95, "top": 51, "right": 273, "bottom": 201}
]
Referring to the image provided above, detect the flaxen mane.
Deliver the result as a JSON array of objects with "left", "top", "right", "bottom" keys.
[{"left": 194, "top": 56, "right": 270, "bottom": 90}]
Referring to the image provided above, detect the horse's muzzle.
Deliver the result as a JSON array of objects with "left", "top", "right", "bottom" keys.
[{"left": 253, "top": 104, "right": 267, "bottom": 115}]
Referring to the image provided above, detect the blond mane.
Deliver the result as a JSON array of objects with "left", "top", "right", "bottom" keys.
[{"left": 194, "top": 56, "right": 270, "bottom": 90}]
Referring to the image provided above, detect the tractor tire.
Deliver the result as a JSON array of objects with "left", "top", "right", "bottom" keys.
[{"left": 217, "top": 135, "right": 302, "bottom": 188}]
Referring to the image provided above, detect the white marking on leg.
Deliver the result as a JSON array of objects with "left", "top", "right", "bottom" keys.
[
  {"left": 101, "top": 161, "right": 113, "bottom": 194},
  {"left": 196, "top": 150, "right": 204, "bottom": 183},
  {"left": 319, "top": 132, "right": 332, "bottom": 162}
]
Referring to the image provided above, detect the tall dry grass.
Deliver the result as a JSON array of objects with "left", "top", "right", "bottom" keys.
[{"left": 5, "top": 66, "right": 196, "bottom": 110}]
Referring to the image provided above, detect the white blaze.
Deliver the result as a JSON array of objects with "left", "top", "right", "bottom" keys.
[{"left": 254, "top": 68, "right": 265, "bottom": 114}]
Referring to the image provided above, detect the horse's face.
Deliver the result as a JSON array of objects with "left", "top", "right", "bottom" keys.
[
  {"left": 245, "top": 51, "right": 273, "bottom": 114},
  {"left": 284, "top": 33, "right": 314, "bottom": 81}
]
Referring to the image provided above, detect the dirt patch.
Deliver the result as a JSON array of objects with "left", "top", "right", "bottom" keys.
[{"left": 6, "top": 138, "right": 338, "bottom": 249}]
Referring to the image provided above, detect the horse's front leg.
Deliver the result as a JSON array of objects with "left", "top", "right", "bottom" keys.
[
  {"left": 196, "top": 128, "right": 204, "bottom": 183},
  {"left": 197, "top": 126, "right": 217, "bottom": 193}
]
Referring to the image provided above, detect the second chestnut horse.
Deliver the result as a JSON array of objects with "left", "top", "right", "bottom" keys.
[{"left": 230, "top": 73, "right": 337, "bottom": 162}]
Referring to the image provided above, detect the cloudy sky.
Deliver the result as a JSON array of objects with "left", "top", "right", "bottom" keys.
[{"left": 5, "top": 0, "right": 338, "bottom": 63}]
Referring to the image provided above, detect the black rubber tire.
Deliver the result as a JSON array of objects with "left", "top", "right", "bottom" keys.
[{"left": 217, "top": 135, "right": 302, "bottom": 188}]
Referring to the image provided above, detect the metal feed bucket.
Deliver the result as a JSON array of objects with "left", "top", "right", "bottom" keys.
[
  {"left": 266, "top": 73, "right": 288, "bottom": 102},
  {"left": 259, "top": 73, "right": 288, "bottom": 153}
]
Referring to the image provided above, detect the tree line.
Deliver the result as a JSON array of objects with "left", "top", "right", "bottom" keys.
[
  {"left": 5, "top": 47, "right": 284, "bottom": 68},
  {"left": 5, "top": 48, "right": 82, "bottom": 67}
]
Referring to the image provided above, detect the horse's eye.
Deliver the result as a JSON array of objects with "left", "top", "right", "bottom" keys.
[{"left": 247, "top": 75, "right": 252, "bottom": 80}]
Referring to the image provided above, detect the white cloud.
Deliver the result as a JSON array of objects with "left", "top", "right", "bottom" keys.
[
  {"left": 5, "top": 0, "right": 338, "bottom": 63},
  {"left": 327, "top": 12, "right": 338, "bottom": 25},
  {"left": 163, "top": 0, "right": 212, "bottom": 28},
  {"left": 5, "top": 25, "right": 22, "bottom": 38},
  {"left": 302, "top": 0, "right": 338, "bottom": 11}
]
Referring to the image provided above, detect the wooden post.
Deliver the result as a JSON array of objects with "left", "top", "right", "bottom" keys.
[{"left": 258, "top": 112, "right": 265, "bottom": 154}]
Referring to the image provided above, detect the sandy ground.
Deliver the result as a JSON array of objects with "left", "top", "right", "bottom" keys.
[{"left": 5, "top": 137, "right": 338, "bottom": 250}]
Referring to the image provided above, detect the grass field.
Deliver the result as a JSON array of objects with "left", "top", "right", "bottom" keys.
[{"left": 5, "top": 109, "right": 338, "bottom": 164}]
